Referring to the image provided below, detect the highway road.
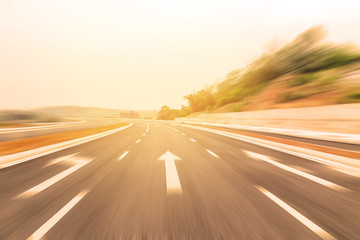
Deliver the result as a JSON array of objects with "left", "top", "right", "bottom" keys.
[{"left": 0, "top": 121, "right": 359, "bottom": 239}]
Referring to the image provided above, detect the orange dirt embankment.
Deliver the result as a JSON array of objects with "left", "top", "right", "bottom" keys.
[{"left": 0, "top": 123, "right": 128, "bottom": 156}]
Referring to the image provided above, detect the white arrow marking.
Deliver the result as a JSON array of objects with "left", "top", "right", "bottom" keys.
[
  {"left": 44, "top": 153, "right": 80, "bottom": 167},
  {"left": 168, "top": 126, "right": 179, "bottom": 132},
  {"left": 245, "top": 151, "right": 346, "bottom": 191},
  {"left": 158, "top": 151, "right": 182, "bottom": 195},
  {"left": 17, "top": 155, "right": 91, "bottom": 198}
]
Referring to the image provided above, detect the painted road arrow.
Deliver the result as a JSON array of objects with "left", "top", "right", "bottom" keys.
[
  {"left": 17, "top": 153, "right": 91, "bottom": 198},
  {"left": 158, "top": 151, "right": 182, "bottom": 195}
]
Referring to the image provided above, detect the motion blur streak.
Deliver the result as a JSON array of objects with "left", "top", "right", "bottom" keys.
[{"left": 1, "top": 1, "right": 360, "bottom": 239}]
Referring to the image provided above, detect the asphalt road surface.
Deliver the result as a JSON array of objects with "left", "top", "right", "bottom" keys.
[{"left": 1, "top": 121, "right": 359, "bottom": 239}]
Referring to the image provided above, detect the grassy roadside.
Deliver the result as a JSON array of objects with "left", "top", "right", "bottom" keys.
[{"left": 0, "top": 122, "right": 128, "bottom": 156}]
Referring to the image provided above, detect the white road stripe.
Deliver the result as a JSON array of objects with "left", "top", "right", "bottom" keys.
[
  {"left": 190, "top": 138, "right": 196, "bottom": 142},
  {"left": 206, "top": 149, "right": 220, "bottom": 159},
  {"left": 118, "top": 151, "right": 129, "bottom": 161},
  {"left": 27, "top": 190, "right": 89, "bottom": 240},
  {"left": 146, "top": 125, "right": 149, "bottom": 132},
  {"left": 182, "top": 133, "right": 186, "bottom": 136},
  {"left": 143, "top": 133, "right": 146, "bottom": 137},
  {"left": 256, "top": 186, "right": 335, "bottom": 240},
  {"left": 136, "top": 139, "right": 141, "bottom": 143},
  {"left": 245, "top": 151, "right": 346, "bottom": 191},
  {"left": 168, "top": 126, "right": 179, "bottom": 132},
  {"left": 17, "top": 157, "right": 91, "bottom": 198}
]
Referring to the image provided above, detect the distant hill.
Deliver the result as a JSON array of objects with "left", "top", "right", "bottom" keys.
[
  {"left": 0, "top": 106, "right": 157, "bottom": 122},
  {"left": 32, "top": 106, "right": 157, "bottom": 119}
]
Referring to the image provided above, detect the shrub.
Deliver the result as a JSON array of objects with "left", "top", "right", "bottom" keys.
[
  {"left": 230, "top": 100, "right": 248, "bottom": 112},
  {"left": 287, "top": 73, "right": 316, "bottom": 87},
  {"left": 337, "top": 90, "right": 360, "bottom": 103},
  {"left": 348, "top": 92, "right": 360, "bottom": 99},
  {"left": 277, "top": 90, "right": 318, "bottom": 103}
]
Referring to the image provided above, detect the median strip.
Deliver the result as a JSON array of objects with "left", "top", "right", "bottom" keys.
[{"left": 0, "top": 123, "right": 132, "bottom": 169}]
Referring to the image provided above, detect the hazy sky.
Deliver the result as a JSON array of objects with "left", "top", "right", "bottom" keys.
[{"left": 1, "top": 0, "right": 360, "bottom": 110}]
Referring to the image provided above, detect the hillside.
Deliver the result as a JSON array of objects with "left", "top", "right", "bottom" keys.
[{"left": 213, "top": 63, "right": 360, "bottom": 112}]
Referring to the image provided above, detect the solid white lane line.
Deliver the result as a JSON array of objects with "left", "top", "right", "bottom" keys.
[
  {"left": 190, "top": 138, "right": 196, "bottom": 142},
  {"left": 136, "top": 139, "right": 141, "bottom": 143},
  {"left": 118, "top": 151, "right": 129, "bottom": 161},
  {"left": 17, "top": 157, "right": 91, "bottom": 198},
  {"left": 27, "top": 190, "right": 89, "bottom": 240},
  {"left": 256, "top": 186, "right": 335, "bottom": 240},
  {"left": 206, "top": 149, "right": 220, "bottom": 159},
  {"left": 168, "top": 126, "right": 179, "bottom": 132},
  {"left": 245, "top": 151, "right": 346, "bottom": 191}
]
